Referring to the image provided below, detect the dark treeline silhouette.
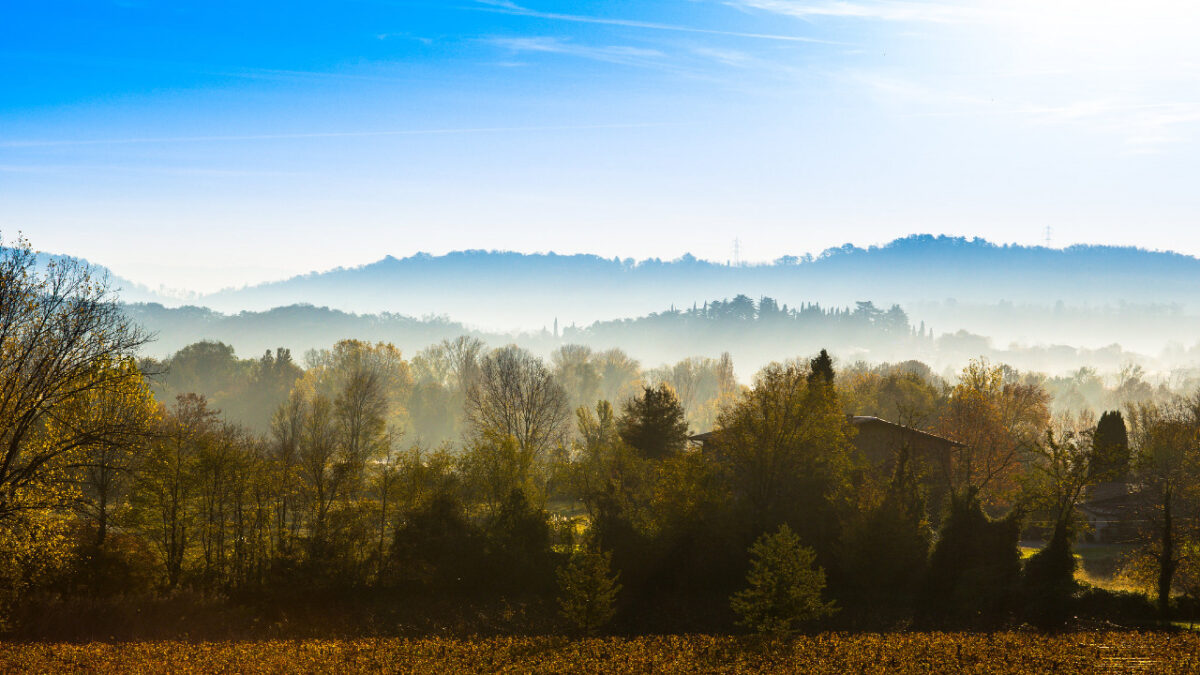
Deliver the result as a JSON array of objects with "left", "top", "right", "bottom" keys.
[{"left": 4, "top": 234, "right": 1200, "bottom": 641}]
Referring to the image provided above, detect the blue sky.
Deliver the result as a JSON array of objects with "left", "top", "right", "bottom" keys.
[{"left": 3, "top": 0, "right": 1199, "bottom": 292}]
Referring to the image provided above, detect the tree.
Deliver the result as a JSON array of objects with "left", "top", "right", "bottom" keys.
[
  {"left": 1020, "top": 423, "right": 1098, "bottom": 627},
  {"left": 332, "top": 358, "right": 391, "bottom": 491},
  {"left": 924, "top": 490, "right": 1023, "bottom": 625},
  {"left": 841, "top": 447, "right": 931, "bottom": 606},
  {"left": 836, "top": 361, "right": 944, "bottom": 432},
  {"left": 0, "top": 235, "right": 151, "bottom": 520},
  {"left": 937, "top": 359, "right": 1050, "bottom": 503},
  {"left": 193, "top": 421, "right": 252, "bottom": 585},
  {"left": 712, "top": 360, "right": 855, "bottom": 554},
  {"left": 486, "top": 488, "right": 554, "bottom": 589},
  {"left": 730, "top": 525, "right": 836, "bottom": 635},
  {"left": 553, "top": 344, "right": 601, "bottom": 412},
  {"left": 410, "top": 336, "right": 484, "bottom": 445},
  {"left": 64, "top": 359, "right": 159, "bottom": 546},
  {"left": 557, "top": 549, "right": 621, "bottom": 635},
  {"left": 133, "top": 394, "right": 218, "bottom": 588},
  {"left": 617, "top": 384, "right": 689, "bottom": 460},
  {"left": 297, "top": 393, "right": 340, "bottom": 545},
  {"left": 595, "top": 349, "right": 641, "bottom": 406},
  {"left": 459, "top": 433, "right": 533, "bottom": 515},
  {"left": 1126, "top": 399, "right": 1200, "bottom": 617},
  {"left": 1093, "top": 410, "right": 1131, "bottom": 480},
  {"left": 390, "top": 487, "right": 485, "bottom": 590},
  {"left": 1024, "top": 422, "right": 1098, "bottom": 535},
  {"left": 267, "top": 390, "right": 306, "bottom": 553},
  {"left": 466, "top": 345, "right": 570, "bottom": 461},
  {"left": 807, "top": 349, "right": 835, "bottom": 386}
]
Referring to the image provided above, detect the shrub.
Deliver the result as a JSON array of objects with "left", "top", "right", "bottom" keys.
[
  {"left": 1075, "top": 586, "right": 1156, "bottom": 623},
  {"left": 1021, "top": 523, "right": 1078, "bottom": 628},
  {"left": 924, "top": 490, "right": 1022, "bottom": 625},
  {"left": 485, "top": 488, "right": 555, "bottom": 592},
  {"left": 390, "top": 491, "right": 486, "bottom": 591}
]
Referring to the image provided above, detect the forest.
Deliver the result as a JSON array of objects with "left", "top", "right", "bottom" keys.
[{"left": 5, "top": 235, "right": 1200, "bottom": 640}]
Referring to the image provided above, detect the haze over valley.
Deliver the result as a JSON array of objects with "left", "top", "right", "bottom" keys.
[{"left": 68, "top": 234, "right": 1200, "bottom": 383}]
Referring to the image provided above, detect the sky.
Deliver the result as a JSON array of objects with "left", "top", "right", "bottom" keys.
[{"left": 2, "top": 0, "right": 1199, "bottom": 293}]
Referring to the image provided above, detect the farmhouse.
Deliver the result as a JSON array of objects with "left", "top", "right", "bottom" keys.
[
  {"left": 689, "top": 415, "right": 962, "bottom": 476},
  {"left": 1078, "top": 481, "right": 1142, "bottom": 544}
]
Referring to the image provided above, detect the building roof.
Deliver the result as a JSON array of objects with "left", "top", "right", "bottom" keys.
[
  {"left": 689, "top": 416, "right": 963, "bottom": 447},
  {"left": 847, "top": 416, "right": 964, "bottom": 447}
]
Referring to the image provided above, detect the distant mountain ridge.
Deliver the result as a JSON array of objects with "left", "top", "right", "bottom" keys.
[
  {"left": 31, "top": 235, "right": 1200, "bottom": 341},
  {"left": 186, "top": 235, "right": 1200, "bottom": 330},
  {"left": 30, "top": 251, "right": 185, "bottom": 306}
]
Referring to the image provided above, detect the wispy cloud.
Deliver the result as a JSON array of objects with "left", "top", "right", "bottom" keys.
[
  {"left": 375, "top": 32, "right": 434, "bottom": 45},
  {"left": 0, "top": 50, "right": 422, "bottom": 85},
  {"left": 0, "top": 164, "right": 303, "bottom": 176},
  {"left": 0, "top": 123, "right": 665, "bottom": 149},
  {"left": 469, "top": 0, "right": 840, "bottom": 44},
  {"left": 1016, "top": 101, "right": 1200, "bottom": 152},
  {"left": 689, "top": 47, "right": 756, "bottom": 68},
  {"left": 727, "top": 0, "right": 990, "bottom": 23},
  {"left": 851, "top": 72, "right": 1200, "bottom": 151},
  {"left": 486, "top": 36, "right": 666, "bottom": 67}
]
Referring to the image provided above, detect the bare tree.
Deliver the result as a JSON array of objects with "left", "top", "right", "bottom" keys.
[
  {"left": 444, "top": 335, "right": 485, "bottom": 393},
  {"left": 467, "top": 345, "right": 570, "bottom": 462},
  {"left": 595, "top": 348, "right": 641, "bottom": 406},
  {"left": 299, "top": 394, "right": 339, "bottom": 541}
]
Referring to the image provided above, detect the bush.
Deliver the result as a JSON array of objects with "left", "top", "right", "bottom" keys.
[
  {"left": 485, "top": 489, "right": 555, "bottom": 592},
  {"left": 1075, "top": 587, "right": 1157, "bottom": 624},
  {"left": 1021, "top": 523, "right": 1078, "bottom": 628},
  {"left": 923, "top": 490, "right": 1022, "bottom": 626},
  {"left": 390, "top": 491, "right": 486, "bottom": 591},
  {"left": 730, "top": 525, "right": 836, "bottom": 635},
  {"left": 63, "top": 534, "right": 158, "bottom": 598}
]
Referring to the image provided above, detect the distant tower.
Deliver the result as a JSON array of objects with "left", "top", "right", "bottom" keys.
[
  {"left": 1044, "top": 226, "right": 1053, "bottom": 248},
  {"left": 733, "top": 237, "right": 742, "bottom": 267},
  {"left": 553, "top": 317, "right": 559, "bottom": 338}
]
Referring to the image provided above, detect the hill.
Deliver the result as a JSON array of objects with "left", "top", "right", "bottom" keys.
[{"left": 189, "top": 236, "right": 1200, "bottom": 335}]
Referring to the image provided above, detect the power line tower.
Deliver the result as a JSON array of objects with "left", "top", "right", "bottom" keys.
[
  {"left": 1044, "top": 226, "right": 1053, "bottom": 248},
  {"left": 733, "top": 237, "right": 741, "bottom": 267}
]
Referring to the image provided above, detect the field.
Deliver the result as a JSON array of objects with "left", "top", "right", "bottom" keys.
[
  {"left": 1019, "top": 541, "right": 1140, "bottom": 593},
  {"left": 1, "top": 632, "right": 1198, "bottom": 674}
]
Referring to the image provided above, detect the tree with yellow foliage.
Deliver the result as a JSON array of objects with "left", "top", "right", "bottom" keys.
[
  {"left": 62, "top": 358, "right": 160, "bottom": 546},
  {"left": 0, "top": 234, "right": 154, "bottom": 614},
  {"left": 937, "top": 359, "right": 1050, "bottom": 503}
]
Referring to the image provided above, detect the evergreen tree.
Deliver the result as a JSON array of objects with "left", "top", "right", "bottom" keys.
[
  {"left": 618, "top": 384, "right": 689, "bottom": 460},
  {"left": 807, "top": 349, "right": 835, "bottom": 386},
  {"left": 730, "top": 525, "right": 837, "bottom": 635},
  {"left": 557, "top": 550, "right": 621, "bottom": 635},
  {"left": 1093, "top": 410, "right": 1131, "bottom": 480}
]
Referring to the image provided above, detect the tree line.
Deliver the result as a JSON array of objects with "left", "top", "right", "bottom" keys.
[{"left": 5, "top": 234, "right": 1200, "bottom": 636}]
